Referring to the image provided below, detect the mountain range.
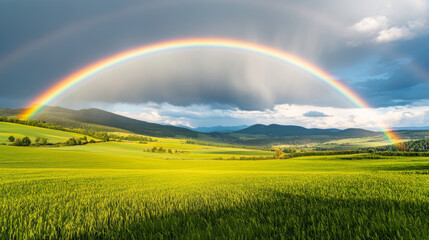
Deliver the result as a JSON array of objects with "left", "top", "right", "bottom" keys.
[
  {"left": 187, "top": 125, "right": 249, "bottom": 133},
  {"left": 0, "top": 106, "right": 386, "bottom": 145}
]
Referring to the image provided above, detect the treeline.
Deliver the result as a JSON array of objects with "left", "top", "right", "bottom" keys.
[
  {"left": 214, "top": 156, "right": 274, "bottom": 160},
  {"left": 63, "top": 136, "right": 96, "bottom": 146},
  {"left": 370, "top": 138, "right": 429, "bottom": 152},
  {"left": 111, "top": 134, "right": 157, "bottom": 142},
  {"left": 374, "top": 151, "right": 429, "bottom": 157},
  {"left": 6, "top": 135, "right": 50, "bottom": 146},
  {"left": 146, "top": 146, "right": 180, "bottom": 154},
  {"left": 279, "top": 149, "right": 429, "bottom": 159},
  {"left": 185, "top": 139, "right": 268, "bottom": 151},
  {"left": 7, "top": 136, "right": 32, "bottom": 146},
  {"left": 5, "top": 134, "right": 96, "bottom": 147},
  {"left": 0, "top": 116, "right": 68, "bottom": 131},
  {"left": 281, "top": 150, "right": 363, "bottom": 159},
  {"left": 0, "top": 116, "right": 103, "bottom": 139}
]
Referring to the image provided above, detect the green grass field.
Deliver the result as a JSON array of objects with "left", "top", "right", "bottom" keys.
[
  {"left": 0, "top": 122, "right": 95, "bottom": 144},
  {"left": 0, "top": 123, "right": 428, "bottom": 239},
  {"left": 314, "top": 136, "right": 393, "bottom": 150}
]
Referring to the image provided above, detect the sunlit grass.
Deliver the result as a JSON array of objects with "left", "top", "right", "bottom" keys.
[
  {"left": 1, "top": 144, "right": 428, "bottom": 239},
  {"left": 0, "top": 123, "right": 428, "bottom": 239}
]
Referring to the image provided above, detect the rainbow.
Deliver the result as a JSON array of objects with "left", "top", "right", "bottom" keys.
[{"left": 19, "top": 38, "right": 400, "bottom": 143}]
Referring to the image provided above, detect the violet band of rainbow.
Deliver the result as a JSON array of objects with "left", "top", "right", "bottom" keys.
[{"left": 19, "top": 38, "right": 400, "bottom": 144}]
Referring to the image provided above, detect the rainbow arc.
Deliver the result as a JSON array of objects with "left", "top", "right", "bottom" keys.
[{"left": 19, "top": 38, "right": 400, "bottom": 143}]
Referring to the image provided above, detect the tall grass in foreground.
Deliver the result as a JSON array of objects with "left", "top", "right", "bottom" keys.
[{"left": 1, "top": 169, "right": 428, "bottom": 239}]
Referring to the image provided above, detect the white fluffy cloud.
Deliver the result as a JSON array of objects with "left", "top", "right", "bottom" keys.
[
  {"left": 351, "top": 16, "right": 388, "bottom": 34},
  {"left": 374, "top": 26, "right": 413, "bottom": 43},
  {"left": 350, "top": 17, "right": 427, "bottom": 43},
  {"left": 348, "top": 0, "right": 428, "bottom": 44}
]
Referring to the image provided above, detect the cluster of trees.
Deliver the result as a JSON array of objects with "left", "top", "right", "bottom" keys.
[
  {"left": 34, "top": 137, "right": 49, "bottom": 146},
  {"left": 7, "top": 134, "right": 97, "bottom": 147},
  {"left": 7, "top": 136, "right": 50, "bottom": 147},
  {"left": 146, "top": 147, "right": 177, "bottom": 154},
  {"left": 63, "top": 136, "right": 95, "bottom": 146},
  {"left": 370, "top": 138, "right": 429, "bottom": 152},
  {"left": 113, "top": 135, "right": 157, "bottom": 142},
  {"left": 8, "top": 136, "right": 32, "bottom": 146}
]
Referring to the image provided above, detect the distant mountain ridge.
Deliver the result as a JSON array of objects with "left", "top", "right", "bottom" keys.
[
  {"left": 235, "top": 124, "right": 378, "bottom": 138},
  {"left": 0, "top": 106, "right": 381, "bottom": 141},
  {"left": 393, "top": 126, "right": 429, "bottom": 131},
  {"left": 192, "top": 125, "right": 249, "bottom": 133}
]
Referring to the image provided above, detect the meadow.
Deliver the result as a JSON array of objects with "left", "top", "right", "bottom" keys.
[{"left": 0, "top": 123, "right": 428, "bottom": 239}]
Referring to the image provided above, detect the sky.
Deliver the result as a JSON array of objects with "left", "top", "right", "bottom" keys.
[{"left": 1, "top": 0, "right": 429, "bottom": 129}]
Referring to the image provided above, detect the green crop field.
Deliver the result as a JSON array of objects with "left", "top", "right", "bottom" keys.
[{"left": 0, "top": 123, "right": 428, "bottom": 239}]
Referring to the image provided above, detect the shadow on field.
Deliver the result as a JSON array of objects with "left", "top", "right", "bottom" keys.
[
  {"left": 75, "top": 191, "right": 429, "bottom": 239},
  {"left": 380, "top": 164, "right": 429, "bottom": 172}
]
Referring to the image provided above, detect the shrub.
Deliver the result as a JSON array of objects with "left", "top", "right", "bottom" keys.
[
  {"left": 21, "top": 137, "right": 31, "bottom": 146},
  {"left": 64, "top": 138, "right": 81, "bottom": 146},
  {"left": 40, "top": 138, "right": 48, "bottom": 145},
  {"left": 8, "top": 136, "right": 15, "bottom": 142},
  {"left": 13, "top": 138, "right": 22, "bottom": 146}
]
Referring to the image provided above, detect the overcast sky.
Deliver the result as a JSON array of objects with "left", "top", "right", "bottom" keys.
[{"left": 1, "top": 0, "right": 429, "bottom": 129}]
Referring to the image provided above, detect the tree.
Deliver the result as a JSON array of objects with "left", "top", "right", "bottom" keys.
[
  {"left": 274, "top": 149, "right": 283, "bottom": 159},
  {"left": 101, "top": 135, "right": 109, "bottom": 142},
  {"left": 40, "top": 138, "right": 48, "bottom": 145},
  {"left": 65, "top": 138, "right": 78, "bottom": 146},
  {"left": 21, "top": 136, "right": 31, "bottom": 146},
  {"left": 8, "top": 136, "right": 15, "bottom": 142},
  {"left": 13, "top": 138, "right": 22, "bottom": 146}
]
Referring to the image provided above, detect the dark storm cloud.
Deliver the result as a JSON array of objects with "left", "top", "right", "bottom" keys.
[
  {"left": 55, "top": 49, "right": 351, "bottom": 110},
  {"left": 0, "top": 0, "right": 350, "bottom": 109},
  {"left": 1, "top": 0, "right": 428, "bottom": 110}
]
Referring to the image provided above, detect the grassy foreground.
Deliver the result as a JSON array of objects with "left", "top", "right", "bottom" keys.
[{"left": 1, "top": 142, "right": 428, "bottom": 239}]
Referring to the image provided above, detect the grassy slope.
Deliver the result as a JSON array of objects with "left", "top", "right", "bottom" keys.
[
  {"left": 0, "top": 122, "right": 95, "bottom": 144},
  {"left": 313, "top": 136, "right": 393, "bottom": 149},
  {"left": 0, "top": 123, "right": 428, "bottom": 239}
]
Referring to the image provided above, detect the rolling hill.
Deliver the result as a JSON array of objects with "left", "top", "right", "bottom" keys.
[{"left": 0, "top": 106, "right": 200, "bottom": 138}]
